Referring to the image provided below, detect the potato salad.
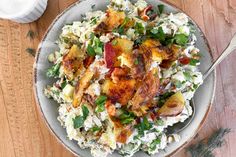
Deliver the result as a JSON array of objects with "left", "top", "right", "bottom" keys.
[{"left": 44, "top": 0, "right": 203, "bottom": 156}]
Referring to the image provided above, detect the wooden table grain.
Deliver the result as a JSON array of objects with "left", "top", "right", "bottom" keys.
[{"left": 0, "top": 0, "right": 236, "bottom": 157}]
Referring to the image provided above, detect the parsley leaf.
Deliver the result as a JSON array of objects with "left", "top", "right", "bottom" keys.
[
  {"left": 134, "top": 22, "right": 145, "bottom": 34},
  {"left": 174, "top": 34, "right": 189, "bottom": 46},
  {"left": 150, "top": 138, "right": 161, "bottom": 150},
  {"left": 190, "top": 58, "right": 200, "bottom": 66},
  {"left": 73, "top": 116, "right": 84, "bottom": 129},
  {"left": 46, "top": 63, "right": 61, "bottom": 78},
  {"left": 87, "top": 44, "right": 96, "bottom": 56},
  {"left": 73, "top": 105, "right": 89, "bottom": 129},
  {"left": 119, "top": 110, "right": 136, "bottom": 124},
  {"left": 136, "top": 117, "right": 152, "bottom": 136},
  {"left": 95, "top": 95, "right": 107, "bottom": 113},
  {"left": 90, "top": 126, "right": 101, "bottom": 132},
  {"left": 157, "top": 4, "right": 164, "bottom": 15},
  {"left": 183, "top": 71, "right": 192, "bottom": 81}
]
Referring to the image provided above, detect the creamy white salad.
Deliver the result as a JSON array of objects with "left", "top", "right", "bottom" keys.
[{"left": 44, "top": 0, "right": 203, "bottom": 156}]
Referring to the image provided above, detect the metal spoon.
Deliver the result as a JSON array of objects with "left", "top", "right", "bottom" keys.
[{"left": 166, "top": 33, "right": 236, "bottom": 135}]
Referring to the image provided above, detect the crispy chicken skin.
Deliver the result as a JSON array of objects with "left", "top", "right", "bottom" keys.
[
  {"left": 72, "top": 69, "right": 94, "bottom": 108},
  {"left": 130, "top": 68, "right": 160, "bottom": 116},
  {"left": 102, "top": 78, "right": 136, "bottom": 105},
  {"left": 62, "top": 45, "right": 86, "bottom": 80}
]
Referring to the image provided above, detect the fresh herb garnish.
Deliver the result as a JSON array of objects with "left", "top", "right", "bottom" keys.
[
  {"left": 150, "top": 138, "right": 161, "bottom": 150},
  {"left": 61, "top": 81, "right": 67, "bottom": 89},
  {"left": 26, "top": 30, "right": 36, "bottom": 39},
  {"left": 187, "top": 128, "right": 231, "bottom": 157},
  {"left": 136, "top": 117, "right": 152, "bottom": 136},
  {"left": 87, "top": 44, "right": 96, "bottom": 56},
  {"left": 119, "top": 109, "right": 136, "bottom": 124},
  {"left": 90, "top": 17, "right": 97, "bottom": 25},
  {"left": 46, "top": 63, "right": 61, "bottom": 78},
  {"left": 73, "top": 105, "right": 89, "bottom": 129},
  {"left": 190, "top": 58, "right": 200, "bottom": 66},
  {"left": 174, "top": 34, "right": 189, "bottom": 46},
  {"left": 183, "top": 71, "right": 192, "bottom": 81},
  {"left": 113, "top": 17, "right": 130, "bottom": 34},
  {"left": 158, "top": 92, "right": 175, "bottom": 107},
  {"left": 90, "top": 126, "right": 101, "bottom": 132},
  {"left": 25, "top": 48, "right": 36, "bottom": 57},
  {"left": 134, "top": 22, "right": 145, "bottom": 34},
  {"left": 95, "top": 95, "right": 107, "bottom": 112},
  {"left": 157, "top": 4, "right": 164, "bottom": 15},
  {"left": 86, "top": 35, "right": 104, "bottom": 56}
]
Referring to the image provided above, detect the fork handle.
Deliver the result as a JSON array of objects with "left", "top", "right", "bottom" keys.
[{"left": 203, "top": 33, "right": 236, "bottom": 80}]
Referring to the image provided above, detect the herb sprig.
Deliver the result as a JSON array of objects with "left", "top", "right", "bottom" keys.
[{"left": 187, "top": 128, "right": 231, "bottom": 157}]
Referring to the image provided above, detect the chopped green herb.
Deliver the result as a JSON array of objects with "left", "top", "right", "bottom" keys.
[
  {"left": 113, "top": 17, "right": 130, "bottom": 34},
  {"left": 190, "top": 58, "right": 200, "bottom": 66},
  {"left": 134, "top": 22, "right": 145, "bottom": 34},
  {"left": 91, "top": 126, "right": 101, "bottom": 132},
  {"left": 46, "top": 63, "right": 61, "bottom": 78},
  {"left": 150, "top": 138, "right": 161, "bottom": 150},
  {"left": 174, "top": 80, "right": 182, "bottom": 88},
  {"left": 183, "top": 71, "right": 192, "bottom": 81},
  {"left": 136, "top": 117, "right": 152, "bottom": 136},
  {"left": 26, "top": 48, "right": 36, "bottom": 57},
  {"left": 174, "top": 34, "right": 189, "bottom": 46},
  {"left": 61, "top": 81, "right": 67, "bottom": 89},
  {"left": 95, "top": 95, "right": 107, "bottom": 112},
  {"left": 112, "top": 39, "right": 118, "bottom": 46},
  {"left": 73, "top": 115, "right": 84, "bottom": 129},
  {"left": 119, "top": 110, "right": 136, "bottom": 125},
  {"left": 73, "top": 105, "right": 89, "bottom": 129},
  {"left": 90, "top": 17, "right": 97, "bottom": 25},
  {"left": 157, "top": 4, "right": 164, "bottom": 15},
  {"left": 26, "top": 30, "right": 36, "bottom": 39},
  {"left": 87, "top": 44, "right": 96, "bottom": 56}
]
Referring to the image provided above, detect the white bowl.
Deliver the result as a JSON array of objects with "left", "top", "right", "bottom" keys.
[
  {"left": 33, "top": 0, "right": 216, "bottom": 156},
  {"left": 0, "top": 0, "right": 48, "bottom": 23}
]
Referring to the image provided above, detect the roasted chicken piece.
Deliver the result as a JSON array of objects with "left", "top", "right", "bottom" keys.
[
  {"left": 141, "top": 39, "right": 171, "bottom": 63},
  {"left": 102, "top": 78, "right": 136, "bottom": 105},
  {"left": 157, "top": 91, "right": 185, "bottom": 117},
  {"left": 105, "top": 9, "right": 125, "bottom": 30},
  {"left": 130, "top": 68, "right": 160, "bottom": 116},
  {"left": 62, "top": 45, "right": 85, "bottom": 80},
  {"left": 72, "top": 69, "right": 94, "bottom": 108},
  {"left": 95, "top": 8, "right": 125, "bottom": 33},
  {"left": 104, "top": 38, "right": 134, "bottom": 68},
  {"left": 160, "top": 44, "right": 182, "bottom": 68}
]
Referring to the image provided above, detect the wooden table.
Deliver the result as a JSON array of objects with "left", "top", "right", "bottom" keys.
[{"left": 0, "top": 0, "right": 236, "bottom": 157}]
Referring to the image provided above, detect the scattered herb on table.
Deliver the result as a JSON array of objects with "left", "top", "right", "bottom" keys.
[
  {"left": 187, "top": 128, "right": 231, "bottom": 157},
  {"left": 25, "top": 48, "right": 36, "bottom": 57},
  {"left": 26, "top": 30, "right": 37, "bottom": 39}
]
